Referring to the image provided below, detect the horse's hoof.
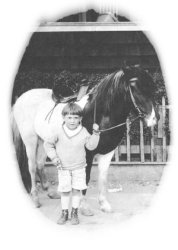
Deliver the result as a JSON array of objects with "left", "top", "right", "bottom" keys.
[
  {"left": 99, "top": 200, "right": 112, "bottom": 213},
  {"left": 80, "top": 207, "right": 94, "bottom": 216},
  {"left": 100, "top": 206, "right": 112, "bottom": 213},
  {"left": 79, "top": 200, "right": 94, "bottom": 216},
  {"left": 48, "top": 190, "right": 61, "bottom": 199},
  {"left": 31, "top": 191, "right": 41, "bottom": 208},
  {"left": 35, "top": 200, "right": 41, "bottom": 208}
]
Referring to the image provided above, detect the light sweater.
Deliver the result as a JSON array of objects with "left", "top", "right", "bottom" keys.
[{"left": 44, "top": 125, "right": 100, "bottom": 170}]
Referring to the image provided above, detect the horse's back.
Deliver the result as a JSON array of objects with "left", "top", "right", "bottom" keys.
[
  {"left": 14, "top": 88, "right": 52, "bottom": 107},
  {"left": 13, "top": 89, "right": 52, "bottom": 140},
  {"left": 13, "top": 88, "right": 89, "bottom": 142}
]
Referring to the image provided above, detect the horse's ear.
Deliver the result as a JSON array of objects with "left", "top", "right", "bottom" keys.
[
  {"left": 122, "top": 66, "right": 130, "bottom": 75},
  {"left": 133, "top": 64, "right": 141, "bottom": 69}
]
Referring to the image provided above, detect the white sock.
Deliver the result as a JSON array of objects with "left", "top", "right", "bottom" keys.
[
  {"left": 61, "top": 193, "right": 70, "bottom": 210},
  {"left": 72, "top": 193, "right": 81, "bottom": 209}
]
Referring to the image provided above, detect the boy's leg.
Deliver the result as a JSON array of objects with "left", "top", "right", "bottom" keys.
[
  {"left": 71, "top": 189, "right": 81, "bottom": 225},
  {"left": 57, "top": 192, "right": 70, "bottom": 225},
  {"left": 61, "top": 191, "right": 70, "bottom": 209},
  {"left": 57, "top": 170, "right": 71, "bottom": 225},
  {"left": 72, "top": 167, "right": 94, "bottom": 216},
  {"left": 72, "top": 189, "right": 81, "bottom": 208},
  {"left": 71, "top": 168, "right": 88, "bottom": 225}
]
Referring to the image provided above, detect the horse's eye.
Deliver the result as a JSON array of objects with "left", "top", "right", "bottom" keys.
[
  {"left": 130, "top": 81, "right": 136, "bottom": 87},
  {"left": 129, "top": 77, "right": 138, "bottom": 87}
]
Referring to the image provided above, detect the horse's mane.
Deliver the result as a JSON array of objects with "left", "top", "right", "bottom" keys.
[{"left": 88, "top": 66, "right": 154, "bottom": 114}]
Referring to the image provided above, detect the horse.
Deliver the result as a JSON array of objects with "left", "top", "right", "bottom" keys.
[{"left": 11, "top": 65, "right": 158, "bottom": 213}]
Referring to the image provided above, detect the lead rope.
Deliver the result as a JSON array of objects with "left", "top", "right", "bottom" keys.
[
  {"left": 94, "top": 99, "right": 97, "bottom": 124},
  {"left": 97, "top": 115, "right": 141, "bottom": 133}
]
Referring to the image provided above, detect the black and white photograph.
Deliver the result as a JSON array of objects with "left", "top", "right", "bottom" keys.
[{"left": 1, "top": 0, "right": 178, "bottom": 249}]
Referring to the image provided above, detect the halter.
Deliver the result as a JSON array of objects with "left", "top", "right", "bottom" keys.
[
  {"left": 128, "top": 85, "right": 145, "bottom": 119},
  {"left": 93, "top": 78, "right": 146, "bottom": 133}
]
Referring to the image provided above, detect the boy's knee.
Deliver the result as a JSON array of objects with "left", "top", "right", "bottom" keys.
[
  {"left": 72, "top": 189, "right": 80, "bottom": 195},
  {"left": 61, "top": 191, "right": 70, "bottom": 196}
]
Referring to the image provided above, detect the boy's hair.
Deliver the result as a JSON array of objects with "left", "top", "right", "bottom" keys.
[{"left": 62, "top": 103, "right": 83, "bottom": 117}]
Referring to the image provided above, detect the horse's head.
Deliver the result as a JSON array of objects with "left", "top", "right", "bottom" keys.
[{"left": 123, "top": 66, "right": 158, "bottom": 127}]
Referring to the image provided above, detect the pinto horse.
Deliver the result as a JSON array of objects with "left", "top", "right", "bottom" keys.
[{"left": 11, "top": 66, "right": 158, "bottom": 213}]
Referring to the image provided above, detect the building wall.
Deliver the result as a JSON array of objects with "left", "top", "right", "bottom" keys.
[{"left": 20, "top": 31, "right": 160, "bottom": 72}]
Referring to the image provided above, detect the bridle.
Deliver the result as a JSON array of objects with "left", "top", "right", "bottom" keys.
[
  {"left": 128, "top": 81, "right": 146, "bottom": 119},
  {"left": 93, "top": 78, "right": 146, "bottom": 133}
]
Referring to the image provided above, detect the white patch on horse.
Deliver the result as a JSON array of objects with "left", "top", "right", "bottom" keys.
[
  {"left": 76, "top": 94, "right": 89, "bottom": 109},
  {"left": 97, "top": 150, "right": 115, "bottom": 212},
  {"left": 145, "top": 106, "right": 156, "bottom": 127}
]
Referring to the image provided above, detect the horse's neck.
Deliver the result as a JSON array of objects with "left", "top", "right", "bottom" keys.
[
  {"left": 95, "top": 94, "right": 131, "bottom": 124},
  {"left": 112, "top": 102, "right": 131, "bottom": 125}
]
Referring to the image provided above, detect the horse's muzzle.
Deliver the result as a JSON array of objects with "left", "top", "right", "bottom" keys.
[{"left": 145, "top": 107, "right": 157, "bottom": 127}]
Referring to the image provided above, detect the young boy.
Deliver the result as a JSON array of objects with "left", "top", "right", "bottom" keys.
[{"left": 44, "top": 102, "right": 100, "bottom": 225}]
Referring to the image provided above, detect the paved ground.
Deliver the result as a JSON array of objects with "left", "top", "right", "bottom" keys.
[{"left": 38, "top": 165, "right": 164, "bottom": 228}]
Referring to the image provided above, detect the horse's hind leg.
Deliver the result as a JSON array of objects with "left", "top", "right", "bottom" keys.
[
  {"left": 25, "top": 135, "right": 41, "bottom": 208},
  {"left": 36, "top": 138, "right": 49, "bottom": 190},
  {"left": 98, "top": 150, "right": 114, "bottom": 213}
]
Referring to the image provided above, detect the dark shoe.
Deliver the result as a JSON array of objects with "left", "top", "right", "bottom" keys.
[
  {"left": 57, "top": 209, "right": 68, "bottom": 225},
  {"left": 71, "top": 208, "right": 79, "bottom": 225}
]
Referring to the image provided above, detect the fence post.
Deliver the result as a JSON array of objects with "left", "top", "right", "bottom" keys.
[
  {"left": 140, "top": 119, "right": 145, "bottom": 162},
  {"left": 162, "top": 96, "right": 167, "bottom": 162},
  {"left": 114, "top": 147, "right": 119, "bottom": 163},
  {"left": 151, "top": 126, "right": 155, "bottom": 162},
  {"left": 126, "top": 118, "right": 131, "bottom": 161}
]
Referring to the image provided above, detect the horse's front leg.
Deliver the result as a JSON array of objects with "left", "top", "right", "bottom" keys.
[
  {"left": 98, "top": 150, "right": 114, "bottom": 212},
  {"left": 80, "top": 150, "right": 94, "bottom": 216}
]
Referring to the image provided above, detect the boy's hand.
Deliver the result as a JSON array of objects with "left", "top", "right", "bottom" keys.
[
  {"left": 93, "top": 123, "right": 100, "bottom": 134},
  {"left": 93, "top": 123, "right": 99, "bottom": 131}
]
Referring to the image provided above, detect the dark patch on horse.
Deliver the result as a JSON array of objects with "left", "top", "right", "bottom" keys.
[{"left": 82, "top": 66, "right": 156, "bottom": 194}]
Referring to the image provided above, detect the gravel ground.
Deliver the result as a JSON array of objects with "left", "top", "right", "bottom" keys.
[{"left": 38, "top": 165, "right": 165, "bottom": 229}]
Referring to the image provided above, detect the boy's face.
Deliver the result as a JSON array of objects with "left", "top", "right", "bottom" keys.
[{"left": 63, "top": 114, "right": 82, "bottom": 130}]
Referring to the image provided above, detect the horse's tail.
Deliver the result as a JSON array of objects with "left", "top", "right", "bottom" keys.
[{"left": 10, "top": 110, "right": 32, "bottom": 193}]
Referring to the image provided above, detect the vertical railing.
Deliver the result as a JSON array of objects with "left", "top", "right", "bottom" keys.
[
  {"left": 162, "top": 97, "right": 167, "bottom": 162},
  {"left": 112, "top": 96, "right": 169, "bottom": 164},
  {"left": 150, "top": 126, "right": 155, "bottom": 162},
  {"left": 140, "top": 119, "right": 145, "bottom": 162},
  {"left": 126, "top": 118, "right": 131, "bottom": 162}
]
